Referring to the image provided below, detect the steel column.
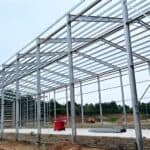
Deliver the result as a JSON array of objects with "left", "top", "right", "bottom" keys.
[
  {"left": 15, "top": 54, "right": 20, "bottom": 141},
  {"left": 32, "top": 98, "right": 34, "bottom": 126},
  {"left": 147, "top": 62, "right": 150, "bottom": 116},
  {"left": 43, "top": 93, "right": 46, "bottom": 126},
  {"left": 48, "top": 92, "right": 51, "bottom": 123},
  {"left": 79, "top": 82, "right": 84, "bottom": 124},
  {"left": 122, "top": 0, "right": 143, "bottom": 150},
  {"left": 148, "top": 62, "right": 150, "bottom": 80},
  {"left": 19, "top": 96, "right": 22, "bottom": 127},
  {"left": 46, "top": 101, "right": 48, "bottom": 124},
  {"left": 97, "top": 77, "right": 103, "bottom": 125},
  {"left": 0, "top": 64, "right": 5, "bottom": 139},
  {"left": 145, "top": 104, "right": 149, "bottom": 117},
  {"left": 12, "top": 100, "right": 16, "bottom": 127},
  {"left": 54, "top": 90, "right": 56, "bottom": 120},
  {"left": 23, "top": 99, "right": 26, "bottom": 126},
  {"left": 34, "top": 96, "right": 37, "bottom": 127},
  {"left": 67, "top": 14, "right": 76, "bottom": 143},
  {"left": 119, "top": 70, "right": 127, "bottom": 127},
  {"left": 36, "top": 38, "right": 41, "bottom": 143},
  {"left": 26, "top": 97, "right": 29, "bottom": 126},
  {"left": 65, "top": 86, "right": 69, "bottom": 126}
]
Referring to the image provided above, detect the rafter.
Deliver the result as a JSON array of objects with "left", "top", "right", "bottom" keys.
[
  {"left": 58, "top": 61, "right": 97, "bottom": 76},
  {"left": 136, "top": 20, "right": 150, "bottom": 30},
  {"left": 19, "top": 84, "right": 37, "bottom": 91},
  {"left": 21, "top": 79, "right": 51, "bottom": 89},
  {"left": 70, "top": 15, "right": 123, "bottom": 23},
  {"left": 40, "top": 76, "right": 65, "bottom": 86},
  {"left": 100, "top": 38, "right": 150, "bottom": 62},
  {"left": 76, "top": 52, "right": 120, "bottom": 71},
  {"left": 43, "top": 68, "right": 79, "bottom": 82},
  {"left": 40, "top": 38, "right": 94, "bottom": 44}
]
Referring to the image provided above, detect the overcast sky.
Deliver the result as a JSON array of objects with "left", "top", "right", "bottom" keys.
[{"left": 0, "top": 0, "right": 80, "bottom": 64}]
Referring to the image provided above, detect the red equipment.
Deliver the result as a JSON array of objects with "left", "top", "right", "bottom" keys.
[{"left": 53, "top": 116, "right": 68, "bottom": 131}]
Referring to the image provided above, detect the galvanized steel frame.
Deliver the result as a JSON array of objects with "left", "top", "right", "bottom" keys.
[{"left": 0, "top": 0, "right": 150, "bottom": 149}]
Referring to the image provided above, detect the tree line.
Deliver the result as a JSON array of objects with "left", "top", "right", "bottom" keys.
[
  {"left": 48, "top": 100, "right": 150, "bottom": 116},
  {"left": 0, "top": 90, "right": 150, "bottom": 119}
]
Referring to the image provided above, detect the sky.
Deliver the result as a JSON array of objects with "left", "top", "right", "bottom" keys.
[{"left": 0, "top": 0, "right": 80, "bottom": 64}]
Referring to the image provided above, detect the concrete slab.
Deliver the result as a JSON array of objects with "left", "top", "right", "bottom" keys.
[{"left": 3, "top": 128, "right": 150, "bottom": 139}]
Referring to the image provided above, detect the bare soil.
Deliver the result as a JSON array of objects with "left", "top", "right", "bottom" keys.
[
  {"left": 1, "top": 114, "right": 150, "bottom": 150},
  {"left": 0, "top": 141, "right": 99, "bottom": 150}
]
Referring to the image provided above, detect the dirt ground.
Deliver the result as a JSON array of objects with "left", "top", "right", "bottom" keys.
[
  {"left": 1, "top": 114, "right": 149, "bottom": 150},
  {"left": 0, "top": 141, "right": 99, "bottom": 150}
]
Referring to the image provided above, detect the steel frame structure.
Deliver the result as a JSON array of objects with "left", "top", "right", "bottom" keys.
[{"left": 0, "top": 0, "right": 150, "bottom": 149}]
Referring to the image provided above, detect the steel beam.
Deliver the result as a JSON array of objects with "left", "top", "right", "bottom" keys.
[
  {"left": 3, "top": 98, "right": 14, "bottom": 102},
  {"left": 4, "top": 61, "right": 36, "bottom": 69},
  {"left": 122, "top": 1, "right": 143, "bottom": 149},
  {"left": 19, "top": 84, "right": 36, "bottom": 92},
  {"left": 67, "top": 14, "right": 76, "bottom": 143},
  {"left": 136, "top": 20, "right": 150, "bottom": 30},
  {"left": 3, "top": 70, "right": 15, "bottom": 74},
  {"left": 4, "top": 94, "right": 16, "bottom": 99},
  {"left": 77, "top": 52, "right": 120, "bottom": 71},
  {"left": 43, "top": 68, "right": 79, "bottom": 82},
  {"left": 24, "top": 74, "right": 55, "bottom": 89},
  {"left": 70, "top": 15, "right": 123, "bottom": 23},
  {"left": 40, "top": 38, "right": 95, "bottom": 44},
  {"left": 58, "top": 61, "right": 97, "bottom": 76},
  {"left": 41, "top": 76, "right": 64, "bottom": 86},
  {"left": 100, "top": 38, "right": 149, "bottom": 62},
  {"left": 20, "top": 51, "right": 66, "bottom": 57},
  {"left": 22, "top": 79, "right": 50, "bottom": 89}
]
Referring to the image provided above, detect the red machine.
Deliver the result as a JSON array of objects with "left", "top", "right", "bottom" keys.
[{"left": 53, "top": 116, "right": 68, "bottom": 131}]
